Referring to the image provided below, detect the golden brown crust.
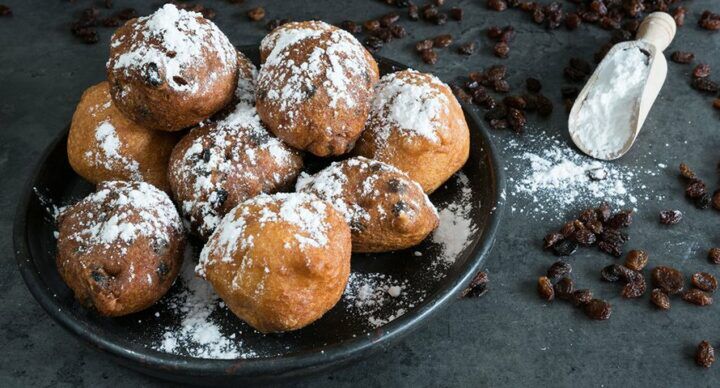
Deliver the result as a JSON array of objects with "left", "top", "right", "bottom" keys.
[
  {"left": 56, "top": 181, "right": 185, "bottom": 317},
  {"left": 167, "top": 103, "right": 304, "bottom": 240},
  {"left": 67, "top": 82, "right": 180, "bottom": 192},
  {"left": 199, "top": 193, "right": 351, "bottom": 333},
  {"left": 106, "top": 5, "right": 238, "bottom": 131},
  {"left": 354, "top": 70, "right": 470, "bottom": 193},
  {"left": 255, "top": 21, "right": 379, "bottom": 157},
  {"left": 297, "top": 157, "right": 439, "bottom": 252}
]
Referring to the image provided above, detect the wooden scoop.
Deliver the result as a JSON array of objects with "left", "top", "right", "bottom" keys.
[{"left": 569, "top": 12, "right": 676, "bottom": 161}]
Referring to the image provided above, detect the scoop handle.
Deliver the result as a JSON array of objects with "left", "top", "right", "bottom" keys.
[{"left": 636, "top": 12, "right": 676, "bottom": 52}]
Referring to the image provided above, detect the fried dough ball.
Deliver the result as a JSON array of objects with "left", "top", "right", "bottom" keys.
[
  {"left": 56, "top": 181, "right": 185, "bottom": 317},
  {"left": 297, "top": 157, "right": 439, "bottom": 252},
  {"left": 256, "top": 21, "right": 379, "bottom": 157},
  {"left": 198, "top": 193, "right": 351, "bottom": 333},
  {"left": 354, "top": 70, "right": 470, "bottom": 193},
  {"left": 168, "top": 102, "right": 303, "bottom": 240},
  {"left": 68, "top": 82, "right": 180, "bottom": 192},
  {"left": 107, "top": 4, "right": 238, "bottom": 131}
]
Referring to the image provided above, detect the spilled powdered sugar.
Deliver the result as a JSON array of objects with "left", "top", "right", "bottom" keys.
[
  {"left": 84, "top": 121, "right": 141, "bottom": 180},
  {"left": 155, "top": 249, "right": 256, "bottom": 359},
  {"left": 503, "top": 131, "right": 664, "bottom": 220},
  {"left": 108, "top": 4, "right": 236, "bottom": 93},
  {"left": 368, "top": 70, "right": 449, "bottom": 146},
  {"left": 342, "top": 272, "right": 422, "bottom": 328},
  {"left": 431, "top": 172, "right": 476, "bottom": 268}
]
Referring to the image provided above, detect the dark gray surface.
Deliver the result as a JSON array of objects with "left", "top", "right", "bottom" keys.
[{"left": 1, "top": 1, "right": 719, "bottom": 387}]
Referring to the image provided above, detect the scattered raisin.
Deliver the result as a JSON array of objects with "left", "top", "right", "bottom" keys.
[
  {"left": 710, "top": 248, "right": 720, "bottom": 265},
  {"left": 462, "top": 271, "right": 489, "bottom": 298},
  {"left": 574, "top": 228, "right": 597, "bottom": 246},
  {"left": 571, "top": 289, "right": 593, "bottom": 307},
  {"left": 547, "top": 260, "right": 572, "bottom": 281},
  {"left": 339, "top": 20, "right": 361, "bottom": 33},
  {"left": 699, "top": 10, "right": 720, "bottom": 31},
  {"left": 607, "top": 210, "right": 633, "bottom": 228},
  {"left": 507, "top": 108, "right": 526, "bottom": 132},
  {"left": 380, "top": 12, "right": 400, "bottom": 27},
  {"left": 0, "top": 4, "right": 12, "bottom": 17},
  {"left": 247, "top": 7, "right": 265, "bottom": 21},
  {"left": 679, "top": 163, "right": 696, "bottom": 179},
  {"left": 622, "top": 275, "right": 646, "bottom": 298},
  {"left": 565, "top": 12, "right": 581, "bottom": 30},
  {"left": 487, "top": 0, "right": 508, "bottom": 12},
  {"left": 672, "top": 7, "right": 687, "bottom": 27},
  {"left": 416, "top": 39, "right": 434, "bottom": 52},
  {"left": 457, "top": 42, "right": 475, "bottom": 55},
  {"left": 671, "top": 51, "right": 694, "bottom": 64},
  {"left": 554, "top": 277, "right": 575, "bottom": 300},
  {"left": 450, "top": 7, "right": 463, "bottom": 21},
  {"left": 697, "top": 341, "right": 715, "bottom": 368},
  {"left": 583, "top": 299, "right": 612, "bottom": 320},
  {"left": 625, "top": 250, "right": 649, "bottom": 271},
  {"left": 420, "top": 49, "right": 437, "bottom": 64},
  {"left": 682, "top": 289, "right": 713, "bottom": 306},
  {"left": 652, "top": 266, "right": 685, "bottom": 295},
  {"left": 433, "top": 34, "right": 452, "bottom": 48},
  {"left": 543, "top": 232, "right": 564, "bottom": 249},
  {"left": 692, "top": 272, "right": 718, "bottom": 292},
  {"left": 659, "top": 210, "right": 683, "bottom": 225},
  {"left": 693, "top": 64, "right": 711, "bottom": 79},
  {"left": 601, "top": 264, "right": 622, "bottom": 283},
  {"left": 686, "top": 179, "right": 707, "bottom": 199},
  {"left": 494, "top": 42, "right": 510, "bottom": 58},
  {"left": 692, "top": 78, "right": 720, "bottom": 93},
  {"left": 538, "top": 276, "right": 555, "bottom": 301},
  {"left": 650, "top": 289, "right": 671, "bottom": 310},
  {"left": 364, "top": 36, "right": 384, "bottom": 51},
  {"left": 526, "top": 78, "right": 542, "bottom": 93},
  {"left": 408, "top": 3, "right": 419, "bottom": 20}
]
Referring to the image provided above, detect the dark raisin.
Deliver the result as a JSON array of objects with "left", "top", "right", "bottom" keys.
[
  {"left": 693, "top": 64, "right": 711, "bottom": 79},
  {"left": 651, "top": 266, "right": 685, "bottom": 295},
  {"left": 0, "top": 4, "right": 12, "bottom": 17},
  {"left": 682, "top": 289, "right": 713, "bottom": 306},
  {"left": 569, "top": 58, "right": 592, "bottom": 74},
  {"left": 571, "top": 289, "right": 593, "bottom": 306},
  {"left": 537, "top": 276, "right": 554, "bottom": 301},
  {"left": 553, "top": 239, "right": 578, "bottom": 257},
  {"left": 156, "top": 262, "right": 170, "bottom": 279},
  {"left": 536, "top": 95, "right": 553, "bottom": 116},
  {"left": 560, "top": 221, "right": 576, "bottom": 237},
  {"left": 692, "top": 272, "right": 718, "bottom": 292},
  {"left": 679, "top": 163, "right": 696, "bottom": 179},
  {"left": 543, "top": 232, "right": 564, "bottom": 249},
  {"left": 484, "top": 103, "right": 507, "bottom": 120},
  {"left": 380, "top": 12, "right": 400, "bottom": 27},
  {"left": 433, "top": 34, "right": 452, "bottom": 48},
  {"left": 504, "top": 96, "right": 526, "bottom": 110},
  {"left": 713, "top": 100, "right": 720, "bottom": 111},
  {"left": 625, "top": 250, "right": 648, "bottom": 271},
  {"left": 697, "top": 341, "right": 715, "bottom": 368},
  {"left": 622, "top": 275, "right": 646, "bottom": 298},
  {"left": 651, "top": 289, "right": 671, "bottom": 310},
  {"left": 561, "top": 86, "right": 579, "bottom": 98},
  {"left": 659, "top": 210, "right": 683, "bottom": 225},
  {"left": 709, "top": 248, "right": 720, "bottom": 265},
  {"left": 695, "top": 193, "right": 712, "bottom": 209},
  {"left": 420, "top": 49, "right": 437, "bottom": 64},
  {"left": 364, "top": 36, "right": 384, "bottom": 51},
  {"left": 671, "top": 51, "right": 694, "bottom": 64},
  {"left": 457, "top": 42, "right": 475, "bottom": 55},
  {"left": 565, "top": 12, "right": 581, "bottom": 30},
  {"left": 554, "top": 277, "right": 574, "bottom": 300},
  {"left": 450, "top": 7, "right": 463, "bottom": 21},
  {"left": 672, "top": 7, "right": 686, "bottom": 27},
  {"left": 431, "top": 12, "right": 447, "bottom": 25},
  {"left": 493, "top": 79, "right": 510, "bottom": 93},
  {"left": 686, "top": 179, "right": 707, "bottom": 199},
  {"left": 526, "top": 78, "right": 542, "bottom": 93},
  {"left": 598, "top": 241, "right": 623, "bottom": 257},
  {"left": 583, "top": 299, "right": 611, "bottom": 320},
  {"left": 247, "top": 7, "right": 265, "bottom": 21},
  {"left": 266, "top": 19, "right": 283, "bottom": 31},
  {"left": 493, "top": 42, "right": 510, "bottom": 58},
  {"left": 143, "top": 63, "right": 163, "bottom": 86},
  {"left": 546, "top": 260, "right": 572, "bottom": 281},
  {"left": 462, "top": 271, "right": 489, "bottom": 298},
  {"left": 532, "top": 7, "right": 545, "bottom": 24},
  {"left": 507, "top": 108, "right": 526, "bottom": 133},
  {"left": 390, "top": 25, "right": 407, "bottom": 38},
  {"left": 408, "top": 3, "right": 419, "bottom": 20},
  {"left": 339, "top": 20, "right": 361, "bottom": 33},
  {"left": 488, "top": 119, "right": 508, "bottom": 130},
  {"left": 486, "top": 64, "right": 507, "bottom": 80},
  {"left": 487, "top": 26, "right": 503, "bottom": 39},
  {"left": 416, "top": 39, "right": 434, "bottom": 52},
  {"left": 607, "top": 210, "right": 633, "bottom": 228},
  {"left": 699, "top": 10, "right": 720, "bottom": 31},
  {"left": 574, "top": 228, "right": 597, "bottom": 246},
  {"left": 487, "top": 0, "right": 508, "bottom": 12},
  {"left": 692, "top": 78, "right": 720, "bottom": 93},
  {"left": 596, "top": 204, "right": 612, "bottom": 222}
]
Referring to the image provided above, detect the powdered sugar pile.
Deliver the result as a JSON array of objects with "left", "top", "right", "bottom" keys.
[
  {"left": 503, "top": 132, "right": 663, "bottom": 220},
  {"left": 431, "top": 172, "right": 477, "bottom": 267},
  {"left": 154, "top": 250, "right": 256, "bottom": 359},
  {"left": 571, "top": 46, "right": 650, "bottom": 159},
  {"left": 367, "top": 70, "right": 449, "bottom": 147},
  {"left": 84, "top": 121, "right": 141, "bottom": 180},
  {"left": 108, "top": 4, "right": 237, "bottom": 93}
]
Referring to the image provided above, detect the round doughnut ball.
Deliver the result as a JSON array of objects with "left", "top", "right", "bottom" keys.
[
  {"left": 297, "top": 157, "right": 439, "bottom": 252},
  {"left": 354, "top": 70, "right": 470, "bottom": 193},
  {"left": 107, "top": 4, "right": 238, "bottom": 131},
  {"left": 56, "top": 181, "right": 185, "bottom": 317},
  {"left": 168, "top": 102, "right": 304, "bottom": 240},
  {"left": 256, "top": 21, "right": 380, "bottom": 157},
  {"left": 199, "top": 192, "right": 351, "bottom": 333},
  {"left": 212, "top": 50, "right": 258, "bottom": 121},
  {"left": 68, "top": 82, "right": 180, "bottom": 192}
]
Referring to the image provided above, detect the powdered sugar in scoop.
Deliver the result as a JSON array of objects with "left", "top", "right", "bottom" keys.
[
  {"left": 108, "top": 4, "right": 237, "bottom": 92},
  {"left": 367, "top": 70, "right": 450, "bottom": 146}
]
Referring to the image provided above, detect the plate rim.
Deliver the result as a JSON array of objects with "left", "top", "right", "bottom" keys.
[{"left": 13, "top": 52, "right": 506, "bottom": 381}]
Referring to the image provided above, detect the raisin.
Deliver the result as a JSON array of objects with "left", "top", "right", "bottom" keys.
[
  {"left": 561, "top": 86, "right": 579, "bottom": 98},
  {"left": 586, "top": 220, "right": 603, "bottom": 235},
  {"left": 364, "top": 36, "right": 383, "bottom": 51},
  {"left": 695, "top": 194, "right": 712, "bottom": 209},
  {"left": 713, "top": 100, "right": 720, "bottom": 111},
  {"left": 574, "top": 228, "right": 597, "bottom": 246},
  {"left": 380, "top": 12, "right": 400, "bottom": 27},
  {"left": 693, "top": 64, "right": 711, "bottom": 79},
  {"left": 416, "top": 39, "right": 434, "bottom": 52},
  {"left": 499, "top": 26, "right": 515, "bottom": 43},
  {"left": 486, "top": 65, "right": 507, "bottom": 80},
  {"left": 484, "top": 103, "right": 507, "bottom": 120},
  {"left": 710, "top": 248, "right": 720, "bottom": 265},
  {"left": 543, "top": 232, "right": 564, "bottom": 249},
  {"left": 650, "top": 289, "right": 671, "bottom": 310},
  {"left": 596, "top": 203, "right": 612, "bottom": 223},
  {"left": 462, "top": 271, "right": 489, "bottom": 298},
  {"left": 713, "top": 190, "right": 720, "bottom": 210},
  {"left": 569, "top": 58, "right": 592, "bottom": 75},
  {"left": 564, "top": 66, "right": 586, "bottom": 82},
  {"left": 247, "top": 7, "right": 265, "bottom": 21},
  {"left": 536, "top": 95, "right": 553, "bottom": 116},
  {"left": 408, "top": 4, "right": 419, "bottom": 20},
  {"left": 622, "top": 275, "right": 646, "bottom": 298},
  {"left": 532, "top": 7, "right": 545, "bottom": 24},
  {"left": 487, "top": 0, "right": 508, "bottom": 12},
  {"left": 457, "top": 42, "right": 475, "bottom": 55},
  {"left": 584, "top": 299, "right": 611, "bottom": 320},
  {"left": 339, "top": 20, "right": 361, "bottom": 33},
  {"left": 607, "top": 210, "right": 633, "bottom": 228},
  {"left": 679, "top": 163, "right": 696, "bottom": 179},
  {"left": 659, "top": 210, "right": 683, "bottom": 225},
  {"left": 554, "top": 277, "right": 575, "bottom": 300},
  {"left": 599, "top": 227, "right": 628, "bottom": 244},
  {"left": 0, "top": 4, "right": 12, "bottom": 17},
  {"left": 692, "top": 272, "right": 718, "bottom": 292},
  {"left": 672, "top": 7, "right": 686, "bottom": 27},
  {"left": 487, "top": 26, "right": 503, "bottom": 39},
  {"left": 547, "top": 260, "right": 572, "bottom": 281},
  {"left": 431, "top": 13, "right": 447, "bottom": 25},
  {"left": 571, "top": 289, "right": 593, "bottom": 307},
  {"left": 652, "top": 266, "right": 685, "bottom": 295},
  {"left": 451, "top": 85, "right": 472, "bottom": 103},
  {"left": 598, "top": 241, "right": 622, "bottom": 257},
  {"left": 699, "top": 11, "right": 720, "bottom": 31},
  {"left": 493, "top": 79, "right": 510, "bottom": 93},
  {"left": 565, "top": 12, "right": 581, "bottom": 30},
  {"left": 489, "top": 119, "right": 508, "bottom": 130},
  {"left": 526, "top": 78, "right": 542, "bottom": 92},
  {"left": 686, "top": 179, "right": 707, "bottom": 199},
  {"left": 697, "top": 341, "right": 715, "bottom": 368},
  {"left": 433, "top": 34, "right": 452, "bottom": 48},
  {"left": 621, "top": 250, "right": 646, "bottom": 271},
  {"left": 419, "top": 49, "right": 437, "bottom": 64},
  {"left": 507, "top": 108, "right": 526, "bottom": 133},
  {"left": 537, "top": 276, "right": 554, "bottom": 301},
  {"left": 692, "top": 78, "right": 720, "bottom": 93},
  {"left": 390, "top": 25, "right": 407, "bottom": 38},
  {"left": 450, "top": 7, "right": 463, "bottom": 21},
  {"left": 671, "top": 51, "right": 694, "bottom": 64},
  {"left": 494, "top": 42, "right": 510, "bottom": 58},
  {"left": 504, "top": 96, "right": 526, "bottom": 110},
  {"left": 682, "top": 289, "right": 713, "bottom": 306}
]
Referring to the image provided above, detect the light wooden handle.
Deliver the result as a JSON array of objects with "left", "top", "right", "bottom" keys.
[{"left": 636, "top": 12, "right": 676, "bottom": 52}]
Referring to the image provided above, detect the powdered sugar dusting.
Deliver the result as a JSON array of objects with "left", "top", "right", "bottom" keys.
[
  {"left": 342, "top": 272, "right": 424, "bottom": 328},
  {"left": 431, "top": 172, "right": 476, "bottom": 268},
  {"left": 84, "top": 121, "right": 141, "bottom": 180}
]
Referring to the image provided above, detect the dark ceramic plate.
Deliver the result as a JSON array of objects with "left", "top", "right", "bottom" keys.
[{"left": 14, "top": 47, "right": 504, "bottom": 385}]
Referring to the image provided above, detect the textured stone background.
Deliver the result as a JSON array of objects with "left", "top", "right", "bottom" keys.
[{"left": 1, "top": 0, "right": 719, "bottom": 386}]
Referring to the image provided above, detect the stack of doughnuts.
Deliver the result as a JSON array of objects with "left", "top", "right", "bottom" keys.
[{"left": 58, "top": 4, "right": 471, "bottom": 335}]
